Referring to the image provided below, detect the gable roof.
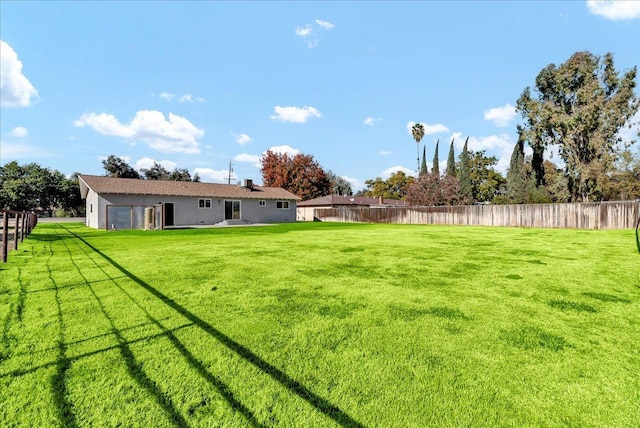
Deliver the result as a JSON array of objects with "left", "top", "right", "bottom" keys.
[
  {"left": 78, "top": 175, "right": 300, "bottom": 200},
  {"left": 297, "top": 194, "right": 406, "bottom": 207}
]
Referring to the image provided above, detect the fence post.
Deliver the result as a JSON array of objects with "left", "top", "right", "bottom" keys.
[
  {"left": 21, "top": 212, "right": 26, "bottom": 242},
  {"left": 13, "top": 212, "right": 20, "bottom": 251},
  {"left": 1, "top": 212, "right": 7, "bottom": 263}
]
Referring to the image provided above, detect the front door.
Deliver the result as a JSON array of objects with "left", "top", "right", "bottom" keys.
[
  {"left": 224, "top": 200, "right": 240, "bottom": 220},
  {"left": 164, "top": 203, "right": 174, "bottom": 226}
]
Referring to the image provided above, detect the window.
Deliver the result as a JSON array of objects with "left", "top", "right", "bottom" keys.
[
  {"left": 198, "top": 198, "right": 212, "bottom": 209},
  {"left": 259, "top": 200, "right": 266, "bottom": 207},
  {"left": 276, "top": 201, "right": 289, "bottom": 209}
]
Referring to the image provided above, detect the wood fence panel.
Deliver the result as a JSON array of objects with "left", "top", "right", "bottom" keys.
[{"left": 314, "top": 201, "right": 640, "bottom": 229}]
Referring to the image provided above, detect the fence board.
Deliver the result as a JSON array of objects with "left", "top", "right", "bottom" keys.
[{"left": 314, "top": 201, "right": 640, "bottom": 229}]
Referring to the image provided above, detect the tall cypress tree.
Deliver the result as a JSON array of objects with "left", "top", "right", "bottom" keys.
[
  {"left": 431, "top": 139, "right": 440, "bottom": 177},
  {"left": 420, "top": 145, "right": 428, "bottom": 176},
  {"left": 458, "top": 137, "right": 472, "bottom": 203},
  {"left": 446, "top": 139, "right": 456, "bottom": 177},
  {"left": 506, "top": 132, "right": 527, "bottom": 203}
]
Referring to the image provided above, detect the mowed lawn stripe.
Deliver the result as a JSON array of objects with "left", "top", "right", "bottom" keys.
[{"left": 1, "top": 222, "right": 638, "bottom": 427}]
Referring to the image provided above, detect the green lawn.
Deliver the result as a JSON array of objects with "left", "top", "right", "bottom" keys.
[{"left": 1, "top": 222, "right": 638, "bottom": 427}]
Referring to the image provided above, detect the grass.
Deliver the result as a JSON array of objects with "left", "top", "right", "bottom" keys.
[{"left": 0, "top": 221, "right": 639, "bottom": 427}]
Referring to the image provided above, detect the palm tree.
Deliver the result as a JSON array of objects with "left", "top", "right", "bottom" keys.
[{"left": 411, "top": 122, "right": 425, "bottom": 174}]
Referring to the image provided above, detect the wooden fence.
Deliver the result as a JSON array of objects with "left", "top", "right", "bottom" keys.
[
  {"left": 315, "top": 201, "right": 640, "bottom": 229},
  {"left": 1, "top": 209, "right": 38, "bottom": 263}
]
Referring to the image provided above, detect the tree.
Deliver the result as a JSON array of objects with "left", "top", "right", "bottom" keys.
[
  {"left": 432, "top": 139, "right": 440, "bottom": 177},
  {"left": 411, "top": 123, "right": 425, "bottom": 173},
  {"left": 260, "top": 151, "right": 331, "bottom": 200},
  {"left": 516, "top": 51, "right": 638, "bottom": 202},
  {"left": 405, "top": 172, "right": 462, "bottom": 206},
  {"left": 420, "top": 145, "right": 428, "bottom": 176},
  {"left": 141, "top": 162, "right": 171, "bottom": 180},
  {"left": 446, "top": 139, "right": 456, "bottom": 177},
  {"left": 606, "top": 149, "right": 640, "bottom": 200},
  {"left": 467, "top": 150, "right": 506, "bottom": 203},
  {"left": 458, "top": 137, "right": 472, "bottom": 203},
  {"left": 58, "top": 172, "right": 85, "bottom": 216},
  {"left": 327, "top": 171, "right": 353, "bottom": 195},
  {"left": 0, "top": 161, "right": 76, "bottom": 214},
  {"left": 504, "top": 136, "right": 529, "bottom": 204},
  {"left": 363, "top": 171, "right": 414, "bottom": 200},
  {"left": 102, "top": 155, "right": 141, "bottom": 178},
  {"left": 167, "top": 168, "right": 192, "bottom": 181}
]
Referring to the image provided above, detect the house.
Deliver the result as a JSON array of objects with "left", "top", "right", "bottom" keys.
[
  {"left": 78, "top": 175, "right": 300, "bottom": 230},
  {"left": 296, "top": 195, "right": 406, "bottom": 221}
]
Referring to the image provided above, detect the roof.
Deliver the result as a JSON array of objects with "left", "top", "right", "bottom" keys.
[
  {"left": 78, "top": 175, "right": 300, "bottom": 201},
  {"left": 297, "top": 194, "right": 406, "bottom": 207}
]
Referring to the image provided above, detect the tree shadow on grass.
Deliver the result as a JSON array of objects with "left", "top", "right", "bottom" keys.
[
  {"left": 65, "top": 234, "right": 266, "bottom": 427},
  {"left": 61, "top": 225, "right": 365, "bottom": 428},
  {"left": 58, "top": 231, "right": 191, "bottom": 428},
  {"left": 47, "top": 239, "right": 78, "bottom": 428}
]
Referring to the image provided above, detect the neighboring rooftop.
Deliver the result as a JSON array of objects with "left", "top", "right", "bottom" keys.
[
  {"left": 78, "top": 175, "right": 300, "bottom": 200},
  {"left": 297, "top": 195, "right": 406, "bottom": 207}
]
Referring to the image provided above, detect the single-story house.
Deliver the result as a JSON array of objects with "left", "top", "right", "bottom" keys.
[
  {"left": 78, "top": 175, "right": 300, "bottom": 230},
  {"left": 296, "top": 195, "right": 407, "bottom": 221}
]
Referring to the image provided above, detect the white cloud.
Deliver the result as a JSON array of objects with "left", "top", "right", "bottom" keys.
[
  {"left": 232, "top": 133, "right": 253, "bottom": 145},
  {"left": 159, "top": 92, "right": 175, "bottom": 101},
  {"left": 270, "top": 106, "right": 321, "bottom": 123},
  {"left": 364, "top": 117, "right": 381, "bottom": 126},
  {"left": 0, "top": 40, "right": 38, "bottom": 108},
  {"left": 193, "top": 167, "right": 234, "bottom": 183},
  {"left": 315, "top": 19, "right": 335, "bottom": 29},
  {"left": 484, "top": 103, "right": 517, "bottom": 127},
  {"left": 342, "top": 175, "right": 362, "bottom": 191},
  {"left": 234, "top": 153, "right": 261, "bottom": 168},
  {"left": 406, "top": 121, "right": 449, "bottom": 136},
  {"left": 378, "top": 150, "right": 392, "bottom": 155},
  {"left": 134, "top": 157, "right": 177, "bottom": 172},
  {"left": 586, "top": 0, "right": 640, "bottom": 20},
  {"left": 179, "top": 94, "right": 193, "bottom": 103},
  {"left": 1, "top": 142, "right": 49, "bottom": 158},
  {"left": 8, "top": 126, "right": 28, "bottom": 137},
  {"left": 74, "top": 110, "right": 203, "bottom": 154},
  {"left": 266, "top": 145, "right": 300, "bottom": 156},
  {"left": 295, "top": 26, "right": 313, "bottom": 37},
  {"left": 381, "top": 165, "right": 416, "bottom": 179},
  {"left": 296, "top": 18, "right": 334, "bottom": 48}
]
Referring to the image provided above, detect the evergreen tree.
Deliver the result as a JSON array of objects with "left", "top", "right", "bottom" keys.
[
  {"left": 458, "top": 137, "right": 472, "bottom": 203},
  {"left": 446, "top": 139, "right": 456, "bottom": 177},
  {"left": 432, "top": 139, "right": 440, "bottom": 177},
  {"left": 420, "top": 145, "right": 428, "bottom": 176},
  {"left": 505, "top": 131, "right": 528, "bottom": 203}
]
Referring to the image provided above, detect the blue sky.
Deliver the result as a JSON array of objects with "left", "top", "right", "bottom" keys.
[{"left": 1, "top": 1, "right": 639, "bottom": 191}]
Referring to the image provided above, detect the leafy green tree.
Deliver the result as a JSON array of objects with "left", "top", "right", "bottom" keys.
[
  {"left": 141, "top": 162, "right": 170, "bottom": 180},
  {"left": 420, "top": 146, "right": 428, "bottom": 176},
  {"left": 432, "top": 139, "right": 440, "bottom": 177},
  {"left": 467, "top": 150, "right": 506, "bottom": 203},
  {"left": 458, "top": 137, "right": 472, "bottom": 203},
  {"left": 363, "top": 171, "right": 414, "bottom": 200},
  {"left": 102, "top": 155, "right": 141, "bottom": 178},
  {"left": 516, "top": 51, "right": 638, "bottom": 202},
  {"left": 168, "top": 168, "right": 192, "bottom": 181},
  {"left": 411, "top": 123, "right": 425, "bottom": 174},
  {"left": 446, "top": 139, "right": 456, "bottom": 177},
  {"left": 260, "top": 151, "right": 331, "bottom": 200},
  {"left": 0, "top": 161, "right": 75, "bottom": 214}
]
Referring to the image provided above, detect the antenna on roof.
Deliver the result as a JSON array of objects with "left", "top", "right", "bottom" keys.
[{"left": 227, "top": 160, "right": 233, "bottom": 185}]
